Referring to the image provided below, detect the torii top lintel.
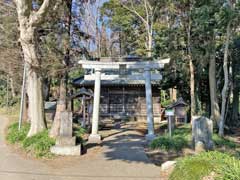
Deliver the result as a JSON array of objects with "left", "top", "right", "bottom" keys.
[{"left": 78, "top": 58, "right": 170, "bottom": 70}]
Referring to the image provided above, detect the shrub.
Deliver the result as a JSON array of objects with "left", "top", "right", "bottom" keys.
[
  {"left": 213, "top": 134, "right": 237, "bottom": 149},
  {"left": 6, "top": 122, "right": 30, "bottom": 144},
  {"left": 174, "top": 124, "right": 192, "bottom": 140},
  {"left": 6, "top": 122, "right": 55, "bottom": 158},
  {"left": 74, "top": 126, "right": 87, "bottom": 144},
  {"left": 170, "top": 151, "right": 240, "bottom": 180},
  {"left": 150, "top": 136, "right": 188, "bottom": 151},
  {"left": 22, "top": 130, "right": 55, "bottom": 158},
  {"left": 74, "top": 127, "right": 87, "bottom": 137}
]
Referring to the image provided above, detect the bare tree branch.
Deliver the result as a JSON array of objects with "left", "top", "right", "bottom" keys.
[
  {"left": 30, "top": 0, "right": 62, "bottom": 26},
  {"left": 15, "top": 0, "right": 32, "bottom": 17},
  {"left": 120, "top": 0, "right": 148, "bottom": 25}
]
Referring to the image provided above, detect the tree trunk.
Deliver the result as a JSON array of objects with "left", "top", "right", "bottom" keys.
[
  {"left": 49, "top": 0, "right": 72, "bottom": 137},
  {"left": 49, "top": 77, "right": 67, "bottom": 138},
  {"left": 26, "top": 67, "right": 46, "bottom": 136},
  {"left": 43, "top": 78, "right": 51, "bottom": 101},
  {"left": 19, "top": 26, "right": 46, "bottom": 136},
  {"left": 209, "top": 51, "right": 221, "bottom": 123},
  {"left": 232, "top": 55, "right": 239, "bottom": 124},
  {"left": 147, "top": 31, "right": 152, "bottom": 57},
  {"left": 15, "top": 0, "right": 61, "bottom": 136},
  {"left": 23, "top": 94, "right": 29, "bottom": 122},
  {"left": 169, "top": 88, "right": 177, "bottom": 102},
  {"left": 186, "top": 8, "right": 196, "bottom": 121},
  {"left": 190, "top": 58, "right": 196, "bottom": 119},
  {"left": 10, "top": 77, "right": 16, "bottom": 97},
  {"left": 232, "top": 86, "right": 239, "bottom": 123},
  {"left": 219, "top": 23, "right": 231, "bottom": 137}
]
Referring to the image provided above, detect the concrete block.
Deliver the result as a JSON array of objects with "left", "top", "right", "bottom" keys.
[
  {"left": 88, "top": 134, "right": 101, "bottom": 144},
  {"left": 56, "top": 136, "right": 76, "bottom": 146},
  {"left": 50, "top": 145, "right": 81, "bottom": 156},
  {"left": 161, "top": 161, "right": 176, "bottom": 171}
]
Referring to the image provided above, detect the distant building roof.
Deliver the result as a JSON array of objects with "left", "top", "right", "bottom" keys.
[
  {"left": 69, "top": 87, "right": 93, "bottom": 99},
  {"left": 167, "top": 97, "right": 188, "bottom": 109}
]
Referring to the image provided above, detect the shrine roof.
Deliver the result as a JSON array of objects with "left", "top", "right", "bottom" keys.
[
  {"left": 167, "top": 97, "right": 188, "bottom": 108},
  {"left": 72, "top": 76, "right": 161, "bottom": 87}
]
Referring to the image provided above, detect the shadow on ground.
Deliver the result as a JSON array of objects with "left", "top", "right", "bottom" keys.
[{"left": 102, "top": 132, "right": 152, "bottom": 164}]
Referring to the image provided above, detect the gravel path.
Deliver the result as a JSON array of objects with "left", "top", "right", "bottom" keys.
[{"left": 0, "top": 115, "right": 161, "bottom": 180}]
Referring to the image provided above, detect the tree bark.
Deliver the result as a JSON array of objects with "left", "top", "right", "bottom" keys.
[
  {"left": 232, "top": 85, "right": 239, "bottom": 123},
  {"left": 219, "top": 23, "right": 231, "bottom": 137},
  {"left": 169, "top": 88, "right": 177, "bottom": 102},
  {"left": 49, "top": 77, "right": 67, "bottom": 138},
  {"left": 209, "top": 50, "right": 221, "bottom": 123},
  {"left": 231, "top": 52, "right": 239, "bottom": 124},
  {"left": 10, "top": 77, "right": 16, "bottom": 97},
  {"left": 147, "top": 31, "right": 152, "bottom": 57},
  {"left": 190, "top": 58, "right": 196, "bottom": 119},
  {"left": 26, "top": 67, "right": 46, "bottom": 136}
]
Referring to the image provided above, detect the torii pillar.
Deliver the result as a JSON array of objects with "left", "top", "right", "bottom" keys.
[
  {"left": 88, "top": 68, "right": 102, "bottom": 143},
  {"left": 144, "top": 67, "right": 155, "bottom": 141}
]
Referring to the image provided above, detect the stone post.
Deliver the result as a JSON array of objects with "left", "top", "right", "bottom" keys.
[
  {"left": 50, "top": 111, "right": 81, "bottom": 156},
  {"left": 144, "top": 67, "right": 155, "bottom": 141},
  {"left": 88, "top": 68, "right": 101, "bottom": 143},
  {"left": 192, "top": 116, "right": 214, "bottom": 152}
]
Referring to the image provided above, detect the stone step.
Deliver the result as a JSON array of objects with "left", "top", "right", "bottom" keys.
[{"left": 50, "top": 145, "right": 81, "bottom": 156}]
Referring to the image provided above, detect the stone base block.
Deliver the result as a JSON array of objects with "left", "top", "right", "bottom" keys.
[
  {"left": 145, "top": 134, "right": 156, "bottom": 141},
  {"left": 56, "top": 136, "right": 76, "bottom": 146},
  {"left": 88, "top": 134, "right": 101, "bottom": 144},
  {"left": 50, "top": 145, "right": 81, "bottom": 156},
  {"left": 161, "top": 161, "right": 176, "bottom": 171}
]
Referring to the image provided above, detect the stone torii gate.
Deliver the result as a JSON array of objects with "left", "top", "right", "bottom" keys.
[{"left": 79, "top": 58, "right": 170, "bottom": 143}]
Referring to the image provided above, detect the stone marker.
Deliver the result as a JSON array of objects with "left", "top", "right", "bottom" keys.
[
  {"left": 51, "top": 111, "right": 81, "bottom": 156},
  {"left": 195, "top": 141, "right": 205, "bottom": 153},
  {"left": 192, "top": 116, "right": 214, "bottom": 152},
  {"left": 59, "top": 111, "right": 73, "bottom": 137}
]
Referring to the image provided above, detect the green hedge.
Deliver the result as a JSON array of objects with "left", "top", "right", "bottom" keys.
[{"left": 170, "top": 151, "right": 240, "bottom": 180}]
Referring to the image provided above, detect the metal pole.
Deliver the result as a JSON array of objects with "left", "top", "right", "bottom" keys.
[{"left": 18, "top": 63, "right": 27, "bottom": 131}]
